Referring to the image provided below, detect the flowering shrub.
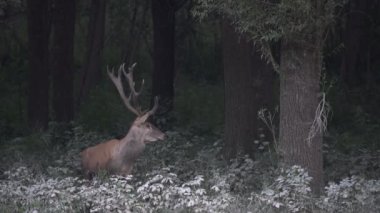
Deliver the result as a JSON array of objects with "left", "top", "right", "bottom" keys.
[
  {"left": 0, "top": 166, "right": 236, "bottom": 212},
  {"left": 136, "top": 169, "right": 235, "bottom": 212},
  {"left": 251, "top": 166, "right": 380, "bottom": 213},
  {"left": 321, "top": 176, "right": 380, "bottom": 213},
  {"left": 251, "top": 165, "right": 313, "bottom": 212}
]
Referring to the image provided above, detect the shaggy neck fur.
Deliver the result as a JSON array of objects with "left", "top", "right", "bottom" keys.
[{"left": 117, "top": 125, "right": 147, "bottom": 162}]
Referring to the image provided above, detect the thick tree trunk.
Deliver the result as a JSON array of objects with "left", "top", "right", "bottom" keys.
[
  {"left": 279, "top": 41, "right": 323, "bottom": 195},
  {"left": 51, "top": 0, "right": 76, "bottom": 122},
  {"left": 151, "top": 0, "right": 175, "bottom": 116},
  {"left": 78, "top": 0, "right": 106, "bottom": 106},
  {"left": 222, "top": 21, "right": 276, "bottom": 159},
  {"left": 26, "top": 0, "right": 50, "bottom": 129}
]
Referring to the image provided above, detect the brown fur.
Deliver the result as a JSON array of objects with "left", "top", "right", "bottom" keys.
[
  {"left": 80, "top": 121, "right": 164, "bottom": 178},
  {"left": 80, "top": 139, "right": 119, "bottom": 177}
]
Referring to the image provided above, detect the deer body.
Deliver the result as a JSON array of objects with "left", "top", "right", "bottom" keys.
[
  {"left": 81, "top": 63, "right": 164, "bottom": 178},
  {"left": 81, "top": 139, "right": 120, "bottom": 176},
  {"left": 81, "top": 132, "right": 148, "bottom": 177}
]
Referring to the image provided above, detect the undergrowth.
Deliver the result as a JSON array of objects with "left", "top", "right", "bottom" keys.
[{"left": 0, "top": 126, "right": 379, "bottom": 212}]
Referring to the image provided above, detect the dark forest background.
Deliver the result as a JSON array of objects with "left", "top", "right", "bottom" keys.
[
  {"left": 0, "top": 0, "right": 226, "bottom": 136},
  {"left": 0, "top": 0, "right": 380, "bottom": 209}
]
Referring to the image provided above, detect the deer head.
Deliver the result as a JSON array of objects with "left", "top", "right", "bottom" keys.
[{"left": 107, "top": 63, "right": 165, "bottom": 143}]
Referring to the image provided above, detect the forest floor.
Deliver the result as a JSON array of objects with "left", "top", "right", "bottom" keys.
[{"left": 0, "top": 126, "right": 379, "bottom": 212}]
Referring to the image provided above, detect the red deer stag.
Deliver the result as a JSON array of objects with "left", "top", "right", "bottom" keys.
[{"left": 80, "top": 63, "right": 165, "bottom": 178}]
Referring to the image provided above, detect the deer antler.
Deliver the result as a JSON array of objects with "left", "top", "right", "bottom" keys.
[
  {"left": 121, "top": 63, "right": 144, "bottom": 111},
  {"left": 137, "top": 96, "right": 159, "bottom": 123},
  {"left": 122, "top": 63, "right": 145, "bottom": 98},
  {"left": 107, "top": 64, "right": 141, "bottom": 116},
  {"left": 108, "top": 63, "right": 160, "bottom": 122},
  {"left": 146, "top": 96, "right": 159, "bottom": 117}
]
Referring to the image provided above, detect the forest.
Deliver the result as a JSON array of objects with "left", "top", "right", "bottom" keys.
[{"left": 0, "top": 0, "right": 379, "bottom": 212}]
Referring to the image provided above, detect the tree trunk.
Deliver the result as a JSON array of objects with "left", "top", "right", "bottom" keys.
[
  {"left": 151, "top": 0, "right": 175, "bottom": 116},
  {"left": 51, "top": 0, "right": 76, "bottom": 122},
  {"left": 26, "top": 0, "right": 50, "bottom": 129},
  {"left": 222, "top": 20, "right": 276, "bottom": 159},
  {"left": 122, "top": 0, "right": 149, "bottom": 67},
  {"left": 341, "top": 0, "right": 371, "bottom": 87},
  {"left": 279, "top": 40, "right": 323, "bottom": 195},
  {"left": 78, "top": 0, "right": 106, "bottom": 106}
]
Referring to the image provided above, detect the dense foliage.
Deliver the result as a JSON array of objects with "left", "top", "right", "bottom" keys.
[{"left": 193, "top": 0, "right": 346, "bottom": 71}]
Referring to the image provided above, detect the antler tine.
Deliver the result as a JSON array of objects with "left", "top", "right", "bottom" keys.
[
  {"left": 136, "top": 96, "right": 159, "bottom": 123},
  {"left": 146, "top": 96, "right": 159, "bottom": 117},
  {"left": 122, "top": 63, "right": 145, "bottom": 97},
  {"left": 107, "top": 64, "right": 141, "bottom": 116}
]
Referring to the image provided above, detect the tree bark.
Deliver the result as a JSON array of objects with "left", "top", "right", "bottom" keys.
[
  {"left": 151, "top": 0, "right": 175, "bottom": 116},
  {"left": 51, "top": 0, "right": 76, "bottom": 122},
  {"left": 279, "top": 40, "right": 323, "bottom": 195},
  {"left": 26, "top": 0, "right": 50, "bottom": 129},
  {"left": 78, "top": 0, "right": 106, "bottom": 106},
  {"left": 222, "top": 20, "right": 276, "bottom": 159}
]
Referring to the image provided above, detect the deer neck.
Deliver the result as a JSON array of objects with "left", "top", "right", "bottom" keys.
[{"left": 117, "top": 127, "right": 146, "bottom": 161}]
